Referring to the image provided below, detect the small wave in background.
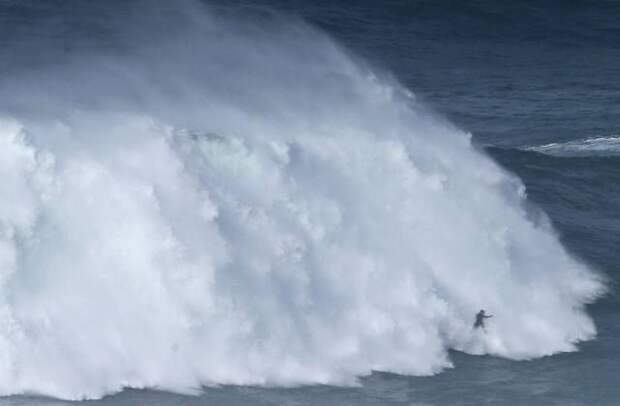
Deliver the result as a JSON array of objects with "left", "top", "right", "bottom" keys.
[{"left": 523, "top": 136, "right": 620, "bottom": 157}]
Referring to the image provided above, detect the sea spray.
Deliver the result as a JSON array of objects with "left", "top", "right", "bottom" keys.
[{"left": 0, "top": 0, "right": 603, "bottom": 400}]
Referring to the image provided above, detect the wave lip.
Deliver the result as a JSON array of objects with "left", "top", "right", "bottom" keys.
[{"left": 523, "top": 135, "right": 620, "bottom": 157}]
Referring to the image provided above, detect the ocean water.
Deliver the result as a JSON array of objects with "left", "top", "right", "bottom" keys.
[{"left": 0, "top": 1, "right": 618, "bottom": 405}]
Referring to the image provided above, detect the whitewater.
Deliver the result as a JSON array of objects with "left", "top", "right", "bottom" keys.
[{"left": 0, "top": 1, "right": 603, "bottom": 400}]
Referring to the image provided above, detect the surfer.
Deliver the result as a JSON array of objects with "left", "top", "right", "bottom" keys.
[{"left": 473, "top": 309, "right": 493, "bottom": 332}]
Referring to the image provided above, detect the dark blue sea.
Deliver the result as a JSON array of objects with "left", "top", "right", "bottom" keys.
[{"left": 0, "top": 1, "right": 618, "bottom": 405}]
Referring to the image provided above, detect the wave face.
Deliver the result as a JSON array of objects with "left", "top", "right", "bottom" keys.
[
  {"left": 524, "top": 136, "right": 620, "bottom": 157},
  {"left": 0, "top": 1, "right": 604, "bottom": 400}
]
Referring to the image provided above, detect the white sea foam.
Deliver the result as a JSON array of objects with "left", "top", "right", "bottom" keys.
[
  {"left": 0, "top": 1, "right": 604, "bottom": 400},
  {"left": 524, "top": 136, "right": 620, "bottom": 157}
]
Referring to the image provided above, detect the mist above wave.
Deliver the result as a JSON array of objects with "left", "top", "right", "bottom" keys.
[{"left": 0, "top": 0, "right": 603, "bottom": 400}]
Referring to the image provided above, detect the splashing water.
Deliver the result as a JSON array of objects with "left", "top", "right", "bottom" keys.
[{"left": 0, "top": 1, "right": 603, "bottom": 400}]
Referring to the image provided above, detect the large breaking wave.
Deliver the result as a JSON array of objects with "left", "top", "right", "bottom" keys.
[{"left": 0, "top": 0, "right": 603, "bottom": 400}]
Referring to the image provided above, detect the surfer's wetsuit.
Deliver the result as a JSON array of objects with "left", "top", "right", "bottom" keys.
[{"left": 474, "top": 310, "right": 492, "bottom": 329}]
